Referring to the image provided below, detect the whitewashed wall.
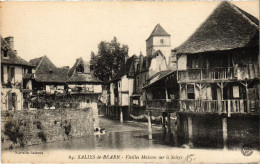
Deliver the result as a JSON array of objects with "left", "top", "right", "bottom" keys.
[{"left": 178, "top": 54, "right": 187, "bottom": 70}]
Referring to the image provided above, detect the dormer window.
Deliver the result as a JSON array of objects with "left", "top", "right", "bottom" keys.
[
  {"left": 2, "top": 49, "right": 8, "bottom": 58},
  {"left": 77, "top": 64, "right": 84, "bottom": 73},
  {"left": 49, "top": 69, "right": 53, "bottom": 74}
]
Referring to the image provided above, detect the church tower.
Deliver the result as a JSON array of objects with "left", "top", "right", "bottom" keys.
[{"left": 146, "top": 24, "right": 171, "bottom": 64}]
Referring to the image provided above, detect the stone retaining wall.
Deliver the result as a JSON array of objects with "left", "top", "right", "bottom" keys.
[{"left": 1, "top": 109, "right": 93, "bottom": 150}]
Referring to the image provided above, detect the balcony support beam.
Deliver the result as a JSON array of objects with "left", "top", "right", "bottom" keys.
[{"left": 167, "top": 113, "right": 171, "bottom": 134}]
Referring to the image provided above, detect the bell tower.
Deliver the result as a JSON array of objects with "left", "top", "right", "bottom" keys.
[{"left": 146, "top": 24, "right": 171, "bottom": 64}]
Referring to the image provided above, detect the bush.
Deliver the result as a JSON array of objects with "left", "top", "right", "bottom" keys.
[
  {"left": 4, "top": 122, "right": 24, "bottom": 146},
  {"left": 38, "top": 132, "right": 47, "bottom": 142},
  {"left": 64, "top": 122, "right": 72, "bottom": 136},
  {"left": 36, "top": 121, "right": 42, "bottom": 129}
]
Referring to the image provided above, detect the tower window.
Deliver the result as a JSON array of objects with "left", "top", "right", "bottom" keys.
[{"left": 160, "top": 39, "right": 164, "bottom": 44}]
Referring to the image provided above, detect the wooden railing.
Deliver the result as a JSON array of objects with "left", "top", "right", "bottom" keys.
[
  {"left": 178, "top": 67, "right": 234, "bottom": 82},
  {"left": 147, "top": 99, "right": 179, "bottom": 111},
  {"left": 179, "top": 99, "right": 259, "bottom": 115}
]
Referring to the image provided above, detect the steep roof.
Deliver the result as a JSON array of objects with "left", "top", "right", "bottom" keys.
[
  {"left": 29, "top": 56, "right": 69, "bottom": 83},
  {"left": 1, "top": 36, "right": 34, "bottom": 67},
  {"left": 176, "top": 2, "right": 259, "bottom": 54},
  {"left": 66, "top": 58, "right": 102, "bottom": 84},
  {"left": 143, "top": 70, "right": 176, "bottom": 89},
  {"left": 107, "top": 55, "right": 137, "bottom": 83},
  {"left": 146, "top": 24, "right": 170, "bottom": 40},
  {"left": 147, "top": 69, "right": 173, "bottom": 81}
]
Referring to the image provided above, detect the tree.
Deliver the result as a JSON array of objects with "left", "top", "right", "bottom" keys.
[{"left": 91, "top": 37, "right": 128, "bottom": 82}]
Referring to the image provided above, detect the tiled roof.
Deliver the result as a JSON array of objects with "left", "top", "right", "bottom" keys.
[
  {"left": 29, "top": 56, "right": 69, "bottom": 83},
  {"left": 66, "top": 58, "right": 102, "bottom": 84},
  {"left": 1, "top": 36, "right": 34, "bottom": 67},
  {"left": 146, "top": 24, "right": 170, "bottom": 40},
  {"left": 176, "top": 2, "right": 259, "bottom": 54},
  {"left": 143, "top": 70, "right": 176, "bottom": 89}
]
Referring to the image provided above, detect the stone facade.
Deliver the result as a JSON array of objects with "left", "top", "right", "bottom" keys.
[{"left": 1, "top": 109, "right": 93, "bottom": 150}]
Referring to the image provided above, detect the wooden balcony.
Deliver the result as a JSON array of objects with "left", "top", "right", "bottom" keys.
[
  {"left": 178, "top": 67, "right": 235, "bottom": 83},
  {"left": 179, "top": 99, "right": 259, "bottom": 115},
  {"left": 147, "top": 99, "right": 179, "bottom": 112}
]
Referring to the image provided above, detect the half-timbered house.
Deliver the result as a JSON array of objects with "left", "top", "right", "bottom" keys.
[
  {"left": 175, "top": 2, "right": 259, "bottom": 149},
  {"left": 106, "top": 55, "right": 139, "bottom": 122}
]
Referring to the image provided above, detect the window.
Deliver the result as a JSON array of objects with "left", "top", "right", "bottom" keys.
[
  {"left": 10, "top": 67, "right": 15, "bottom": 82},
  {"left": 233, "top": 86, "right": 240, "bottom": 98},
  {"left": 77, "top": 65, "right": 84, "bottom": 73},
  {"left": 49, "top": 69, "right": 53, "bottom": 74},
  {"left": 137, "top": 64, "right": 140, "bottom": 72},
  {"left": 187, "top": 85, "right": 195, "bottom": 99},
  {"left": 90, "top": 65, "right": 93, "bottom": 71},
  {"left": 3, "top": 49, "right": 8, "bottom": 58},
  {"left": 160, "top": 39, "right": 164, "bottom": 44},
  {"left": 87, "top": 99, "right": 90, "bottom": 103}
]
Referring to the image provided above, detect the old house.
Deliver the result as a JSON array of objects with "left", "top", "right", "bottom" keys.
[
  {"left": 29, "top": 56, "right": 69, "bottom": 108},
  {"left": 175, "top": 2, "right": 259, "bottom": 149},
  {"left": 106, "top": 55, "right": 139, "bottom": 122},
  {"left": 1, "top": 36, "right": 35, "bottom": 110},
  {"left": 131, "top": 24, "right": 170, "bottom": 114},
  {"left": 143, "top": 70, "right": 179, "bottom": 140},
  {"left": 66, "top": 58, "right": 103, "bottom": 128}
]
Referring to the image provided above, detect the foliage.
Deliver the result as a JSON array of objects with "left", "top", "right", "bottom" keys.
[
  {"left": 64, "top": 120, "right": 72, "bottom": 136},
  {"left": 38, "top": 131, "right": 47, "bottom": 142},
  {"left": 90, "top": 37, "right": 129, "bottom": 82},
  {"left": 36, "top": 121, "right": 42, "bottom": 130},
  {"left": 29, "top": 91, "right": 80, "bottom": 109},
  {"left": 4, "top": 121, "right": 24, "bottom": 146}
]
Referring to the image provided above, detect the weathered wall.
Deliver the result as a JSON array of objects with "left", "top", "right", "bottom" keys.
[
  {"left": 1, "top": 109, "right": 93, "bottom": 150},
  {"left": 1, "top": 88, "right": 23, "bottom": 111},
  {"left": 177, "top": 54, "right": 187, "bottom": 70}
]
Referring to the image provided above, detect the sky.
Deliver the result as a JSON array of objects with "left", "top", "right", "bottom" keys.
[{"left": 0, "top": 1, "right": 259, "bottom": 67}]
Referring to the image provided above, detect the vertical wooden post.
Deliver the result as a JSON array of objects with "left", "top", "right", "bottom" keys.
[
  {"left": 120, "top": 107, "right": 123, "bottom": 123},
  {"left": 167, "top": 113, "right": 171, "bottom": 134},
  {"left": 172, "top": 113, "right": 178, "bottom": 146},
  {"left": 148, "top": 111, "right": 153, "bottom": 140},
  {"left": 187, "top": 115, "right": 193, "bottom": 144},
  {"left": 162, "top": 113, "right": 166, "bottom": 132},
  {"left": 222, "top": 117, "right": 228, "bottom": 150},
  {"left": 245, "top": 81, "right": 250, "bottom": 112},
  {"left": 165, "top": 87, "right": 168, "bottom": 100},
  {"left": 179, "top": 84, "right": 182, "bottom": 111}
]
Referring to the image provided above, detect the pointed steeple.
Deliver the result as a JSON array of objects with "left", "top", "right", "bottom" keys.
[{"left": 147, "top": 24, "right": 170, "bottom": 40}]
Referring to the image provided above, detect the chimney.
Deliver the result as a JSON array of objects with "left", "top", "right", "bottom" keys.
[{"left": 5, "top": 36, "right": 14, "bottom": 50}]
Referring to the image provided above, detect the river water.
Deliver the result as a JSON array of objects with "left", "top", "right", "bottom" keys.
[{"left": 13, "top": 116, "right": 174, "bottom": 151}]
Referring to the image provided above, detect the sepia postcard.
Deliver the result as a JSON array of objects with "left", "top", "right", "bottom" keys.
[{"left": 0, "top": 1, "right": 259, "bottom": 163}]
